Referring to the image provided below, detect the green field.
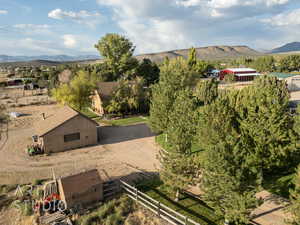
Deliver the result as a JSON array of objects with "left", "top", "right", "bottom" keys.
[
  {"left": 137, "top": 178, "right": 222, "bottom": 225},
  {"left": 96, "top": 116, "right": 148, "bottom": 126}
]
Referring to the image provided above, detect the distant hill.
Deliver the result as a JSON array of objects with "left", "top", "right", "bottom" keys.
[
  {"left": 0, "top": 45, "right": 262, "bottom": 66},
  {"left": 270, "top": 42, "right": 300, "bottom": 54},
  {"left": 135, "top": 45, "right": 262, "bottom": 62},
  {"left": 0, "top": 54, "right": 100, "bottom": 63},
  {"left": 0, "top": 60, "right": 63, "bottom": 67}
]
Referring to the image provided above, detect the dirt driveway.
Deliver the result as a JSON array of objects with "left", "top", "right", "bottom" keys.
[{"left": 0, "top": 105, "right": 159, "bottom": 184}]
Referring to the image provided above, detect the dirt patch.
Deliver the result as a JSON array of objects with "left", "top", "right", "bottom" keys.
[{"left": 0, "top": 104, "right": 159, "bottom": 185}]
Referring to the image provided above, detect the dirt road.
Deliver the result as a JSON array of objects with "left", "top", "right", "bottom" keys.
[{"left": 0, "top": 105, "right": 159, "bottom": 184}]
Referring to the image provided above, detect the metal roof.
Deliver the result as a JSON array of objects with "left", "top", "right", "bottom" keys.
[
  {"left": 269, "top": 72, "right": 300, "bottom": 79},
  {"left": 226, "top": 68, "right": 256, "bottom": 72}
]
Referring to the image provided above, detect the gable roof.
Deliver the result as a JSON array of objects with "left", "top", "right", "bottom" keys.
[
  {"left": 35, "top": 106, "right": 98, "bottom": 137},
  {"left": 96, "top": 82, "right": 119, "bottom": 98}
]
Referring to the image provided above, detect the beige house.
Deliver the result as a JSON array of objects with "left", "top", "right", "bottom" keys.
[
  {"left": 35, "top": 106, "right": 98, "bottom": 154},
  {"left": 91, "top": 82, "right": 119, "bottom": 116},
  {"left": 58, "top": 169, "right": 103, "bottom": 209}
]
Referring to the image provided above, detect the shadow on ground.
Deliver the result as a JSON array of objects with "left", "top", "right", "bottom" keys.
[{"left": 99, "top": 124, "right": 155, "bottom": 145}]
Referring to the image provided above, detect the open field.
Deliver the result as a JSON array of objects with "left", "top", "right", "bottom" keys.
[{"left": 0, "top": 104, "right": 160, "bottom": 184}]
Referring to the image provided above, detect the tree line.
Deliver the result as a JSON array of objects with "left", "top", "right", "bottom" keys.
[{"left": 149, "top": 56, "right": 300, "bottom": 224}]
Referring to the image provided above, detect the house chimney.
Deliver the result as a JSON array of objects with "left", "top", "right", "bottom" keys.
[{"left": 42, "top": 113, "right": 45, "bottom": 120}]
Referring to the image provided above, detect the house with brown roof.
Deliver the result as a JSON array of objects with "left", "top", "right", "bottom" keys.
[
  {"left": 57, "top": 169, "right": 103, "bottom": 209},
  {"left": 35, "top": 106, "right": 99, "bottom": 154},
  {"left": 91, "top": 82, "right": 119, "bottom": 116}
]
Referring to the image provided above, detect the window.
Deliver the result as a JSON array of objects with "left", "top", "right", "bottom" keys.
[{"left": 64, "top": 133, "right": 80, "bottom": 142}]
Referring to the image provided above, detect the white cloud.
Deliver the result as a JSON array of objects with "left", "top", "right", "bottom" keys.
[
  {"left": 62, "top": 35, "right": 77, "bottom": 48},
  {"left": 13, "top": 24, "right": 52, "bottom": 35},
  {"left": 0, "top": 10, "right": 8, "bottom": 15},
  {"left": 48, "top": 9, "right": 103, "bottom": 28},
  {"left": 263, "top": 8, "right": 300, "bottom": 26},
  {"left": 97, "top": 0, "right": 297, "bottom": 53}
]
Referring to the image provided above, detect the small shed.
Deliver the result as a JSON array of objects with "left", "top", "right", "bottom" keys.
[
  {"left": 58, "top": 169, "right": 103, "bottom": 209},
  {"left": 91, "top": 82, "right": 119, "bottom": 116},
  {"left": 35, "top": 106, "right": 99, "bottom": 154},
  {"left": 270, "top": 72, "right": 300, "bottom": 91}
]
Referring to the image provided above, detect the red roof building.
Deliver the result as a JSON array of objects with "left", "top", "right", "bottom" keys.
[{"left": 220, "top": 68, "right": 260, "bottom": 81}]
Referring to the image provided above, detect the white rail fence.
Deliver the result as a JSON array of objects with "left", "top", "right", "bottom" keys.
[{"left": 120, "top": 180, "right": 201, "bottom": 225}]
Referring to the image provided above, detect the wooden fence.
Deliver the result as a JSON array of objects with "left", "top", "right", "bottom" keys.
[{"left": 120, "top": 180, "right": 201, "bottom": 225}]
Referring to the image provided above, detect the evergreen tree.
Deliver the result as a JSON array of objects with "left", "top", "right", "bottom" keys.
[
  {"left": 160, "top": 89, "right": 200, "bottom": 201},
  {"left": 188, "top": 47, "right": 197, "bottom": 68},
  {"left": 288, "top": 165, "right": 300, "bottom": 225},
  {"left": 294, "top": 105, "right": 300, "bottom": 135},
  {"left": 194, "top": 78, "right": 218, "bottom": 105},
  {"left": 198, "top": 94, "right": 260, "bottom": 224},
  {"left": 238, "top": 76, "right": 298, "bottom": 173},
  {"left": 149, "top": 57, "right": 195, "bottom": 133}
]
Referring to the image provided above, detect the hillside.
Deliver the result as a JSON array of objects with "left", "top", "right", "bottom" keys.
[
  {"left": 0, "top": 60, "right": 63, "bottom": 67},
  {"left": 270, "top": 42, "right": 300, "bottom": 54},
  {"left": 0, "top": 54, "right": 100, "bottom": 63},
  {"left": 135, "top": 45, "right": 262, "bottom": 62}
]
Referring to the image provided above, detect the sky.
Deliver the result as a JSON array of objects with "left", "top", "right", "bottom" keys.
[{"left": 0, "top": 0, "right": 300, "bottom": 56}]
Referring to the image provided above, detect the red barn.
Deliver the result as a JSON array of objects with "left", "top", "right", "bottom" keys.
[{"left": 220, "top": 68, "right": 260, "bottom": 81}]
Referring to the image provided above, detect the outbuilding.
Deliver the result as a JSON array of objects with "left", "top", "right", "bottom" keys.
[
  {"left": 57, "top": 169, "right": 103, "bottom": 209},
  {"left": 35, "top": 106, "right": 99, "bottom": 154},
  {"left": 270, "top": 72, "right": 300, "bottom": 91},
  {"left": 220, "top": 68, "right": 260, "bottom": 81}
]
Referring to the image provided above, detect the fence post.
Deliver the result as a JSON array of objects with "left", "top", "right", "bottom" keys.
[
  {"left": 135, "top": 187, "right": 138, "bottom": 202},
  {"left": 185, "top": 216, "right": 188, "bottom": 225},
  {"left": 157, "top": 202, "right": 160, "bottom": 217}
]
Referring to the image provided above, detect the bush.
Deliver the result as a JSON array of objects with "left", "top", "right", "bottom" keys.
[{"left": 224, "top": 73, "right": 236, "bottom": 83}]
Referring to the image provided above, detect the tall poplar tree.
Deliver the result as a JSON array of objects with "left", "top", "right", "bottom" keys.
[
  {"left": 160, "top": 89, "right": 200, "bottom": 201},
  {"left": 149, "top": 57, "right": 195, "bottom": 134},
  {"left": 198, "top": 93, "right": 260, "bottom": 224}
]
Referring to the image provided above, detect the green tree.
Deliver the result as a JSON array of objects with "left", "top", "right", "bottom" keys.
[
  {"left": 52, "top": 70, "right": 95, "bottom": 110},
  {"left": 194, "top": 78, "right": 218, "bottom": 105},
  {"left": 136, "top": 58, "right": 160, "bottom": 86},
  {"left": 198, "top": 94, "right": 260, "bottom": 224},
  {"left": 160, "top": 89, "right": 200, "bottom": 201},
  {"left": 106, "top": 77, "right": 148, "bottom": 116},
  {"left": 188, "top": 47, "right": 197, "bottom": 68},
  {"left": 288, "top": 165, "right": 300, "bottom": 225},
  {"left": 149, "top": 57, "right": 195, "bottom": 134},
  {"left": 0, "top": 105, "right": 7, "bottom": 141},
  {"left": 278, "top": 55, "right": 300, "bottom": 72},
  {"left": 95, "top": 33, "right": 139, "bottom": 80},
  {"left": 251, "top": 56, "right": 276, "bottom": 72},
  {"left": 238, "top": 76, "right": 298, "bottom": 173},
  {"left": 294, "top": 105, "right": 300, "bottom": 135}
]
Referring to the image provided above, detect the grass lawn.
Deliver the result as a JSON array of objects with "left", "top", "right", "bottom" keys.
[
  {"left": 95, "top": 116, "right": 148, "bottom": 126},
  {"left": 136, "top": 178, "right": 222, "bottom": 225},
  {"left": 155, "top": 134, "right": 202, "bottom": 153},
  {"left": 80, "top": 108, "right": 100, "bottom": 119}
]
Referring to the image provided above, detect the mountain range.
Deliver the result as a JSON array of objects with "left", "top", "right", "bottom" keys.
[
  {"left": 0, "top": 54, "right": 100, "bottom": 63},
  {"left": 269, "top": 42, "right": 300, "bottom": 54},
  {"left": 0, "top": 42, "right": 300, "bottom": 64}
]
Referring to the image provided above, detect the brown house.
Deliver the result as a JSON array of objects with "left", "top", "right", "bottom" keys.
[
  {"left": 91, "top": 82, "right": 119, "bottom": 116},
  {"left": 57, "top": 169, "right": 103, "bottom": 209},
  {"left": 35, "top": 106, "right": 99, "bottom": 154}
]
